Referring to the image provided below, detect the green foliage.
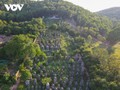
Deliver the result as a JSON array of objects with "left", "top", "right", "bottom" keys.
[
  {"left": 0, "top": 64, "right": 7, "bottom": 73},
  {"left": 107, "top": 25, "right": 120, "bottom": 44},
  {"left": 69, "top": 58, "right": 75, "bottom": 64},
  {"left": 82, "top": 44, "right": 120, "bottom": 90},
  {"left": 17, "top": 84, "right": 26, "bottom": 90},
  {"left": 24, "top": 59, "right": 33, "bottom": 67},
  {"left": 41, "top": 77, "right": 52, "bottom": 85},
  {"left": 1, "top": 84, "right": 10, "bottom": 90},
  {"left": 91, "top": 77, "right": 108, "bottom": 90},
  {"left": 0, "top": 18, "right": 45, "bottom": 35},
  {"left": 97, "top": 7, "right": 120, "bottom": 21},
  {"left": 0, "top": 72, "right": 16, "bottom": 87},
  {"left": 3, "top": 72, "right": 10, "bottom": 81},
  {"left": 4, "top": 35, "right": 45, "bottom": 62},
  {"left": 20, "top": 68, "right": 32, "bottom": 81},
  {"left": 49, "top": 24, "right": 58, "bottom": 30},
  {"left": 109, "top": 81, "right": 120, "bottom": 90}
]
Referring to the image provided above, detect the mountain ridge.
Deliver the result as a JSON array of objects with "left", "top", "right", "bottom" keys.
[{"left": 97, "top": 7, "right": 120, "bottom": 21}]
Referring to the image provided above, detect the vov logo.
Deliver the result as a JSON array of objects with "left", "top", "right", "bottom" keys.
[{"left": 4, "top": 4, "right": 24, "bottom": 11}]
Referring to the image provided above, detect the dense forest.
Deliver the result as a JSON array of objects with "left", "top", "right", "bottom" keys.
[{"left": 0, "top": 0, "right": 120, "bottom": 90}]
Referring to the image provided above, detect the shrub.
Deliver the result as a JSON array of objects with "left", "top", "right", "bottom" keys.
[
  {"left": 1, "top": 84, "right": 10, "bottom": 90},
  {"left": 17, "top": 84, "right": 26, "bottom": 90},
  {"left": 20, "top": 69, "right": 32, "bottom": 81},
  {"left": 41, "top": 77, "right": 52, "bottom": 85},
  {"left": 69, "top": 58, "right": 75, "bottom": 64}
]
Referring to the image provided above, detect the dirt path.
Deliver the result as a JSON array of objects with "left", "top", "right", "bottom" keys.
[{"left": 10, "top": 78, "right": 20, "bottom": 90}]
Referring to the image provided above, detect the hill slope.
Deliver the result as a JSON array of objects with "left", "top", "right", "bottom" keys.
[
  {"left": 97, "top": 7, "right": 120, "bottom": 21},
  {"left": 0, "top": 0, "right": 112, "bottom": 38}
]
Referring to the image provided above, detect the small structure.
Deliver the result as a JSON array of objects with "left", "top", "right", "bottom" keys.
[
  {"left": 0, "top": 35, "right": 13, "bottom": 47},
  {"left": 48, "top": 15, "right": 60, "bottom": 20}
]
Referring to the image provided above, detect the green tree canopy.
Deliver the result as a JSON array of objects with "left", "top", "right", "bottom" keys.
[{"left": 4, "top": 34, "right": 46, "bottom": 62}]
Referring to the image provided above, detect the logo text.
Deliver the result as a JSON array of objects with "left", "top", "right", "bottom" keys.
[{"left": 4, "top": 4, "right": 24, "bottom": 11}]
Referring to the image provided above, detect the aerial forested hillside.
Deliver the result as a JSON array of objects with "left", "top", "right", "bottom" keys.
[{"left": 0, "top": 0, "right": 120, "bottom": 90}]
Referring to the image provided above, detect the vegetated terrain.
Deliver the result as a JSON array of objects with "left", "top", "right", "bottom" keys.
[
  {"left": 0, "top": 0, "right": 120, "bottom": 90},
  {"left": 97, "top": 7, "right": 120, "bottom": 21}
]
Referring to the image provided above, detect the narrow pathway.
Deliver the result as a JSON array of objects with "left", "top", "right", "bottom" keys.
[{"left": 10, "top": 78, "right": 20, "bottom": 90}]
